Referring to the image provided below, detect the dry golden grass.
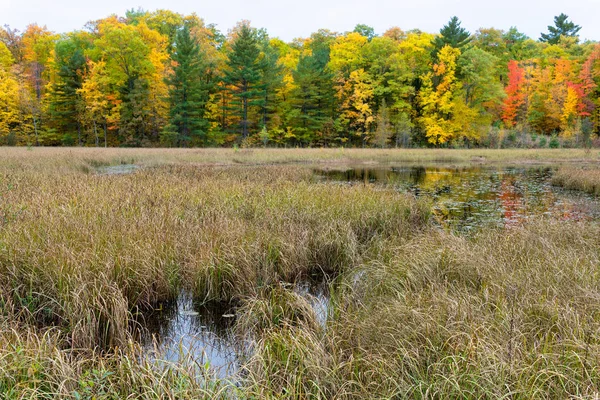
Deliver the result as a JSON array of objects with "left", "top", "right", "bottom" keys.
[
  {"left": 1, "top": 146, "right": 599, "bottom": 171},
  {"left": 239, "top": 221, "right": 600, "bottom": 398},
  {"left": 553, "top": 166, "right": 600, "bottom": 195},
  {"left": 1, "top": 148, "right": 600, "bottom": 398}
]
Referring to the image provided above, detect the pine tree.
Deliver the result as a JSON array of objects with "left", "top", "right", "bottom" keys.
[
  {"left": 120, "top": 77, "right": 151, "bottom": 146},
  {"left": 223, "top": 23, "right": 265, "bottom": 139},
  {"left": 540, "top": 13, "right": 581, "bottom": 44},
  {"left": 288, "top": 32, "right": 336, "bottom": 144},
  {"left": 290, "top": 53, "right": 332, "bottom": 142},
  {"left": 48, "top": 37, "right": 88, "bottom": 146},
  {"left": 259, "top": 40, "right": 284, "bottom": 129},
  {"left": 432, "top": 16, "right": 471, "bottom": 58},
  {"left": 164, "top": 24, "right": 211, "bottom": 146}
]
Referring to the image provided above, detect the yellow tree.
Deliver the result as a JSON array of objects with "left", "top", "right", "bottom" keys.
[
  {"left": 418, "top": 45, "right": 461, "bottom": 144},
  {"left": 137, "top": 22, "right": 170, "bottom": 140},
  {"left": 329, "top": 32, "right": 372, "bottom": 143},
  {"left": 16, "top": 24, "right": 58, "bottom": 144},
  {"left": 78, "top": 60, "right": 122, "bottom": 147},
  {"left": 90, "top": 18, "right": 169, "bottom": 144},
  {"left": 337, "top": 68, "right": 375, "bottom": 144},
  {"left": 21, "top": 24, "right": 57, "bottom": 101},
  {"left": 561, "top": 85, "right": 579, "bottom": 133},
  {"left": 0, "top": 42, "right": 20, "bottom": 144}
]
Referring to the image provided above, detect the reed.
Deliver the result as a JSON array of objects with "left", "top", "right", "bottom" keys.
[
  {"left": 552, "top": 166, "right": 600, "bottom": 195},
  {"left": 1, "top": 148, "right": 598, "bottom": 398}
]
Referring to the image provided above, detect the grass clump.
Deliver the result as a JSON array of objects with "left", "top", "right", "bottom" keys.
[
  {"left": 0, "top": 160, "right": 428, "bottom": 354},
  {"left": 0, "top": 322, "right": 229, "bottom": 399},
  {"left": 323, "top": 220, "right": 600, "bottom": 398},
  {"left": 221, "top": 220, "right": 600, "bottom": 398},
  {"left": 552, "top": 166, "right": 600, "bottom": 195}
]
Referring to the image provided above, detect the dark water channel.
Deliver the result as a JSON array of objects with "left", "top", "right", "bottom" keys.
[
  {"left": 136, "top": 293, "right": 238, "bottom": 378},
  {"left": 138, "top": 165, "right": 598, "bottom": 377},
  {"left": 316, "top": 165, "right": 600, "bottom": 233}
]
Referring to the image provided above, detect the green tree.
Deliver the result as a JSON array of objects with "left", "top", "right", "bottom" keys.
[
  {"left": 540, "top": 13, "right": 581, "bottom": 44},
  {"left": 288, "top": 34, "right": 336, "bottom": 144},
  {"left": 354, "top": 24, "right": 376, "bottom": 41},
  {"left": 458, "top": 47, "right": 503, "bottom": 109},
  {"left": 48, "top": 33, "right": 91, "bottom": 145},
  {"left": 432, "top": 16, "right": 471, "bottom": 58},
  {"left": 164, "top": 24, "right": 212, "bottom": 146},
  {"left": 259, "top": 39, "right": 284, "bottom": 129},
  {"left": 223, "top": 22, "right": 265, "bottom": 139}
]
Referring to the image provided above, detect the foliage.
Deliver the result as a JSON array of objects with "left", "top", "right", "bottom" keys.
[
  {"left": 540, "top": 13, "right": 581, "bottom": 44},
  {"left": 432, "top": 16, "right": 471, "bottom": 58},
  {"left": 0, "top": 12, "right": 598, "bottom": 147},
  {"left": 163, "top": 24, "right": 212, "bottom": 146}
]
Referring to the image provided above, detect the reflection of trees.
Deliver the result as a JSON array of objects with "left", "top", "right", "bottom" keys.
[
  {"left": 499, "top": 177, "right": 523, "bottom": 226},
  {"left": 320, "top": 166, "right": 591, "bottom": 231}
]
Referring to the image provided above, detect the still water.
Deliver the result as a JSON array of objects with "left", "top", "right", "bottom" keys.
[
  {"left": 135, "top": 292, "right": 238, "bottom": 378},
  {"left": 316, "top": 166, "right": 598, "bottom": 232}
]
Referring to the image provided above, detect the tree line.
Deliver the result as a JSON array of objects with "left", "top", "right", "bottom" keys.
[{"left": 0, "top": 11, "right": 597, "bottom": 148}]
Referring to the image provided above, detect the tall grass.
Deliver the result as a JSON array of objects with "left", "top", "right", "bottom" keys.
[
  {"left": 0, "top": 161, "right": 427, "bottom": 350},
  {"left": 239, "top": 221, "right": 600, "bottom": 398},
  {"left": 0, "top": 322, "right": 229, "bottom": 399},
  {"left": 1, "top": 149, "right": 599, "bottom": 398},
  {"left": 552, "top": 166, "right": 600, "bottom": 195}
]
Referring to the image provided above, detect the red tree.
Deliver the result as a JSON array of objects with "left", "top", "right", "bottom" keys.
[{"left": 502, "top": 60, "right": 526, "bottom": 127}]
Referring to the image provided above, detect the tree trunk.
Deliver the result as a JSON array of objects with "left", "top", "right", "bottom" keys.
[
  {"left": 243, "top": 96, "right": 248, "bottom": 138},
  {"left": 32, "top": 115, "right": 39, "bottom": 146},
  {"left": 104, "top": 119, "right": 108, "bottom": 148},
  {"left": 93, "top": 120, "right": 99, "bottom": 147}
]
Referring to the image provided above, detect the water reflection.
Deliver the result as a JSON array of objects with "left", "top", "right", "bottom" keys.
[
  {"left": 317, "top": 166, "right": 598, "bottom": 232},
  {"left": 293, "top": 280, "right": 330, "bottom": 327},
  {"left": 136, "top": 283, "right": 331, "bottom": 379},
  {"left": 135, "top": 292, "right": 238, "bottom": 378}
]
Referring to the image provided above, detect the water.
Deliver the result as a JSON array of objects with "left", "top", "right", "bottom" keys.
[
  {"left": 137, "top": 283, "right": 330, "bottom": 379},
  {"left": 293, "top": 280, "right": 330, "bottom": 327},
  {"left": 96, "top": 164, "right": 140, "bottom": 175},
  {"left": 135, "top": 293, "right": 238, "bottom": 378},
  {"left": 316, "top": 166, "right": 599, "bottom": 233}
]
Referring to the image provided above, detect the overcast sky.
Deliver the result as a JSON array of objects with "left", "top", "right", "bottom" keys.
[{"left": 1, "top": 0, "right": 599, "bottom": 42}]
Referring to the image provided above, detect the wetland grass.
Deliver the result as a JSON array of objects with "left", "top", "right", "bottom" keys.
[
  {"left": 1, "top": 148, "right": 600, "bottom": 398},
  {"left": 553, "top": 166, "right": 600, "bottom": 196}
]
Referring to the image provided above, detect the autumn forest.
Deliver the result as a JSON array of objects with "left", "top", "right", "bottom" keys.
[{"left": 0, "top": 11, "right": 597, "bottom": 148}]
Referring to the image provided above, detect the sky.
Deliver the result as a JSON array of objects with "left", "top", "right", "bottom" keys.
[{"left": 1, "top": 0, "right": 600, "bottom": 42}]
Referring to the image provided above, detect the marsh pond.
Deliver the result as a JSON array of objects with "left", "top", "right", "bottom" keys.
[{"left": 137, "top": 164, "right": 600, "bottom": 378}]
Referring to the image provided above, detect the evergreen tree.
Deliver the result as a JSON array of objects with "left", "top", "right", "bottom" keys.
[
  {"left": 120, "top": 77, "right": 151, "bottom": 146},
  {"left": 223, "top": 23, "right": 265, "bottom": 139},
  {"left": 164, "top": 24, "right": 211, "bottom": 146},
  {"left": 540, "top": 13, "right": 581, "bottom": 44},
  {"left": 48, "top": 37, "right": 88, "bottom": 145},
  {"left": 289, "top": 33, "right": 336, "bottom": 144},
  {"left": 432, "top": 16, "right": 471, "bottom": 58},
  {"left": 259, "top": 40, "right": 284, "bottom": 128}
]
